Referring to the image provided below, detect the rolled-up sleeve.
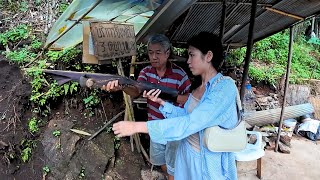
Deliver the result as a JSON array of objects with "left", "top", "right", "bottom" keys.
[
  {"left": 147, "top": 79, "right": 237, "bottom": 144},
  {"left": 159, "top": 102, "right": 187, "bottom": 118}
]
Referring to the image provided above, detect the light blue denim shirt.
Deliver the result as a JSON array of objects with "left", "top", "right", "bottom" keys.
[{"left": 147, "top": 73, "right": 238, "bottom": 180}]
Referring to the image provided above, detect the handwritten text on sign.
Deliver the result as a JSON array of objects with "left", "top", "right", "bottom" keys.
[{"left": 90, "top": 22, "right": 136, "bottom": 60}]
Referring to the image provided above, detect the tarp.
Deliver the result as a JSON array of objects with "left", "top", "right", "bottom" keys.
[{"left": 45, "top": 0, "right": 164, "bottom": 50}]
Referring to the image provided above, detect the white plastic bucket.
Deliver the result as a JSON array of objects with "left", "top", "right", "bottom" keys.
[{"left": 283, "top": 119, "right": 297, "bottom": 131}]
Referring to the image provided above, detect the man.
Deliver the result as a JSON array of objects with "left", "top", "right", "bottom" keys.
[{"left": 104, "top": 34, "right": 190, "bottom": 180}]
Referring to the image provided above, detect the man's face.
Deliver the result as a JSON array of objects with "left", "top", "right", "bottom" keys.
[{"left": 147, "top": 43, "right": 169, "bottom": 69}]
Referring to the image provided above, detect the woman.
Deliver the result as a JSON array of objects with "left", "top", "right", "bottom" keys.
[{"left": 113, "top": 32, "right": 238, "bottom": 179}]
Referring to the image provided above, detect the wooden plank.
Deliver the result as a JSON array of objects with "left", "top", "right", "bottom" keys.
[
  {"left": 82, "top": 21, "right": 99, "bottom": 64},
  {"left": 309, "top": 96, "right": 320, "bottom": 119}
]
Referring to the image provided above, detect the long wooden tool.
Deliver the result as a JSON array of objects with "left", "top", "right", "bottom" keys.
[{"left": 35, "top": 69, "right": 178, "bottom": 101}]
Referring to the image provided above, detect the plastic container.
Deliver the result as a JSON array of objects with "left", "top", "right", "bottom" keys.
[
  {"left": 283, "top": 119, "right": 297, "bottom": 131},
  {"left": 243, "top": 83, "right": 256, "bottom": 112}
]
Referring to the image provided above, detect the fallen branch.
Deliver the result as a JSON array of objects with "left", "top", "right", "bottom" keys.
[
  {"left": 23, "top": 50, "right": 44, "bottom": 68},
  {"left": 88, "top": 110, "right": 125, "bottom": 140}
]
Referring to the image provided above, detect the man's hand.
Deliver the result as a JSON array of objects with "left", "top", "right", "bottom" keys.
[
  {"left": 102, "top": 80, "right": 122, "bottom": 92},
  {"left": 143, "top": 89, "right": 165, "bottom": 106},
  {"left": 113, "top": 121, "right": 148, "bottom": 137}
]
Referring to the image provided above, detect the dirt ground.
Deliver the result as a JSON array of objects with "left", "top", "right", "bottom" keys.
[
  {"left": 0, "top": 60, "right": 146, "bottom": 179},
  {"left": 238, "top": 136, "right": 320, "bottom": 180}
]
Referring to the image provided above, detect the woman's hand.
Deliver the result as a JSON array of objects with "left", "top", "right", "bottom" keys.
[
  {"left": 143, "top": 89, "right": 165, "bottom": 106},
  {"left": 113, "top": 121, "right": 148, "bottom": 137},
  {"left": 101, "top": 80, "right": 123, "bottom": 92}
]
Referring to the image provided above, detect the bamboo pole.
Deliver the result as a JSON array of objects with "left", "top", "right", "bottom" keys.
[
  {"left": 117, "top": 59, "right": 150, "bottom": 162},
  {"left": 117, "top": 59, "right": 141, "bottom": 152}
]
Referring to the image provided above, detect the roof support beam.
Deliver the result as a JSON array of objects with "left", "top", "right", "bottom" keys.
[
  {"left": 219, "top": 0, "right": 227, "bottom": 42},
  {"left": 136, "top": 0, "right": 198, "bottom": 43},
  {"left": 275, "top": 26, "right": 294, "bottom": 152},
  {"left": 195, "top": 2, "right": 271, "bottom": 7},
  {"left": 264, "top": 7, "right": 304, "bottom": 20},
  {"left": 240, "top": 0, "right": 257, "bottom": 104}
]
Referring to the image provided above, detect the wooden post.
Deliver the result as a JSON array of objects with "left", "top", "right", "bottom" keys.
[
  {"left": 240, "top": 0, "right": 257, "bottom": 103},
  {"left": 275, "top": 26, "right": 294, "bottom": 152},
  {"left": 130, "top": 56, "right": 137, "bottom": 78},
  {"left": 219, "top": 0, "right": 227, "bottom": 43},
  {"left": 257, "top": 158, "right": 262, "bottom": 179},
  {"left": 311, "top": 17, "right": 315, "bottom": 33}
]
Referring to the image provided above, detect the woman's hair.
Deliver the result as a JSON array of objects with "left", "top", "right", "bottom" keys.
[
  {"left": 187, "top": 32, "right": 223, "bottom": 71},
  {"left": 187, "top": 32, "right": 224, "bottom": 91}
]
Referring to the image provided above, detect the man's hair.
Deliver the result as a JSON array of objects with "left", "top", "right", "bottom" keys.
[
  {"left": 147, "top": 34, "right": 172, "bottom": 53},
  {"left": 187, "top": 32, "right": 223, "bottom": 71}
]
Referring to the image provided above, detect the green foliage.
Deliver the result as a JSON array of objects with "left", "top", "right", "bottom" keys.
[
  {"left": 35, "top": 0, "right": 42, "bottom": 6},
  {"left": 63, "top": 82, "right": 79, "bottom": 95},
  {"left": 46, "top": 48, "right": 81, "bottom": 63},
  {"left": 226, "top": 47, "right": 246, "bottom": 66},
  {"left": 228, "top": 30, "right": 320, "bottom": 84},
  {"left": 19, "top": 1, "right": 28, "bottom": 12},
  {"left": 136, "top": 43, "right": 148, "bottom": 62},
  {"left": 31, "top": 39, "right": 42, "bottom": 49},
  {"left": 5, "top": 48, "right": 37, "bottom": 64},
  {"left": 79, "top": 167, "right": 86, "bottom": 179},
  {"left": 59, "top": 3, "right": 69, "bottom": 13},
  {"left": 20, "top": 140, "right": 36, "bottom": 162},
  {"left": 83, "top": 90, "right": 101, "bottom": 117},
  {"left": 0, "top": 24, "right": 29, "bottom": 46},
  {"left": 114, "top": 136, "right": 121, "bottom": 150},
  {"left": 52, "top": 130, "right": 61, "bottom": 137},
  {"left": 43, "top": 166, "right": 50, "bottom": 175},
  {"left": 21, "top": 147, "right": 32, "bottom": 162},
  {"left": 28, "top": 117, "right": 39, "bottom": 133},
  {"left": 173, "top": 47, "right": 187, "bottom": 56},
  {"left": 26, "top": 62, "right": 78, "bottom": 114},
  {"left": 0, "top": 25, "right": 43, "bottom": 65}
]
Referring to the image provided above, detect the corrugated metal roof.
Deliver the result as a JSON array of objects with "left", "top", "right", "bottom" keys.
[
  {"left": 138, "top": 0, "right": 320, "bottom": 48},
  {"left": 45, "top": 0, "right": 164, "bottom": 49}
]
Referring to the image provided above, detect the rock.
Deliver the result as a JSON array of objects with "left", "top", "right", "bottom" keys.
[
  {"left": 256, "top": 95, "right": 265, "bottom": 98},
  {"left": 105, "top": 175, "right": 113, "bottom": 180},
  {"left": 105, "top": 138, "right": 145, "bottom": 180},
  {"left": 278, "top": 142, "right": 291, "bottom": 154},
  {"left": 280, "top": 135, "right": 292, "bottom": 147},
  {"left": 257, "top": 97, "right": 269, "bottom": 103},
  {"left": 267, "top": 97, "right": 273, "bottom": 102},
  {"left": 141, "top": 169, "right": 167, "bottom": 180},
  {"left": 42, "top": 119, "right": 116, "bottom": 180},
  {"left": 0, "top": 140, "right": 8, "bottom": 149}
]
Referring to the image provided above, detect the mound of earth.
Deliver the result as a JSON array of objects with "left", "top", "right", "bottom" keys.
[
  {"left": 0, "top": 60, "right": 35, "bottom": 179},
  {"left": 0, "top": 60, "right": 149, "bottom": 179}
]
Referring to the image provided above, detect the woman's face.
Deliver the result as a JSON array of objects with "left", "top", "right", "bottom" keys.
[{"left": 187, "top": 46, "right": 211, "bottom": 76}]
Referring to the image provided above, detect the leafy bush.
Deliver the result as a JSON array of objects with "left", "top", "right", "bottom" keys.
[
  {"left": 228, "top": 30, "right": 320, "bottom": 84},
  {"left": 0, "top": 24, "right": 29, "bottom": 46}
]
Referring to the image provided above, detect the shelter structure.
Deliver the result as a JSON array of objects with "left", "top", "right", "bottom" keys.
[{"left": 45, "top": 0, "right": 320, "bottom": 153}]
